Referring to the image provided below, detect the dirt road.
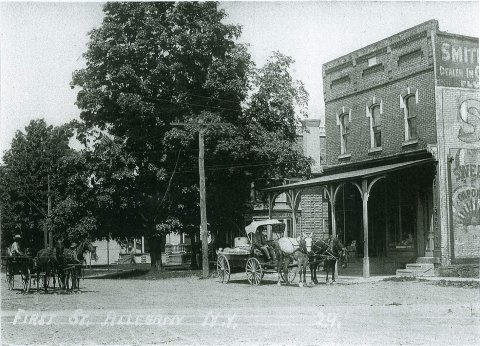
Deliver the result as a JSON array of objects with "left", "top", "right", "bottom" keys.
[{"left": 2, "top": 273, "right": 479, "bottom": 345}]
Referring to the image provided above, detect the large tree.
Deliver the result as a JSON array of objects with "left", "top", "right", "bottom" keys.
[
  {"left": 0, "top": 119, "right": 95, "bottom": 253},
  {"left": 71, "top": 2, "right": 311, "bottom": 269}
]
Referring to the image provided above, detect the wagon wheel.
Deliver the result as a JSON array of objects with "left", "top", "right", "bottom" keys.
[
  {"left": 216, "top": 255, "right": 230, "bottom": 284},
  {"left": 280, "top": 266, "right": 297, "bottom": 284},
  {"left": 21, "top": 267, "right": 31, "bottom": 293},
  {"left": 246, "top": 257, "right": 263, "bottom": 285}
]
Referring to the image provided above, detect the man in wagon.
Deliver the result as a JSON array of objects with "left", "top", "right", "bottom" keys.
[
  {"left": 253, "top": 227, "right": 276, "bottom": 262},
  {"left": 9, "top": 235, "right": 24, "bottom": 256}
]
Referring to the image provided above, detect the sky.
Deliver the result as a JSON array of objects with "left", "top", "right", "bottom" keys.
[{"left": 1, "top": 1, "right": 479, "bottom": 158}]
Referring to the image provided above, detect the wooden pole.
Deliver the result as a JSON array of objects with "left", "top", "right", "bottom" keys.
[
  {"left": 170, "top": 121, "right": 228, "bottom": 278},
  {"left": 199, "top": 128, "right": 209, "bottom": 278},
  {"left": 362, "top": 179, "right": 370, "bottom": 278}
]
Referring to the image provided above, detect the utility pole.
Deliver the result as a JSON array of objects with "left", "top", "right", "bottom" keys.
[
  {"left": 198, "top": 127, "right": 208, "bottom": 278},
  {"left": 171, "top": 120, "right": 227, "bottom": 279}
]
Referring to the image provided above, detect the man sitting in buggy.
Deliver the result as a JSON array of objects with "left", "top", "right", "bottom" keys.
[{"left": 252, "top": 226, "right": 277, "bottom": 262}]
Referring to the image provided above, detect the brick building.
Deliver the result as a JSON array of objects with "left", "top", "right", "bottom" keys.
[
  {"left": 245, "top": 119, "right": 329, "bottom": 239},
  {"left": 264, "top": 20, "right": 479, "bottom": 277}
]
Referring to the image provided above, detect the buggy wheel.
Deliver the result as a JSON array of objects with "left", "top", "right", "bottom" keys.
[
  {"left": 246, "top": 258, "right": 262, "bottom": 285},
  {"left": 216, "top": 255, "right": 230, "bottom": 283},
  {"left": 21, "top": 267, "right": 31, "bottom": 293},
  {"left": 280, "top": 266, "right": 297, "bottom": 283}
]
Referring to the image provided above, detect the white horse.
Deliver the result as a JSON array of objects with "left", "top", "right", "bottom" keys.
[{"left": 275, "top": 234, "right": 310, "bottom": 287}]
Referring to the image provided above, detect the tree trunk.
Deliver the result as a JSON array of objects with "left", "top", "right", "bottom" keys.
[{"left": 149, "top": 235, "right": 165, "bottom": 271}]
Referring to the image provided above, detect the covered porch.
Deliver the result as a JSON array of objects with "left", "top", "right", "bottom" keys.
[{"left": 263, "top": 158, "right": 437, "bottom": 278}]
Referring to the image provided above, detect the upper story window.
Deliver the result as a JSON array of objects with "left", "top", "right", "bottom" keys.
[
  {"left": 405, "top": 96, "right": 417, "bottom": 140},
  {"left": 336, "top": 107, "right": 352, "bottom": 157},
  {"left": 400, "top": 87, "right": 419, "bottom": 143},
  {"left": 366, "top": 97, "right": 383, "bottom": 150},
  {"left": 371, "top": 106, "right": 382, "bottom": 147},
  {"left": 340, "top": 113, "right": 350, "bottom": 154}
]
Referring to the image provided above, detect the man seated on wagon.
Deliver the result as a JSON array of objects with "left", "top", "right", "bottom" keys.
[
  {"left": 253, "top": 227, "right": 276, "bottom": 262},
  {"left": 9, "top": 235, "right": 24, "bottom": 256}
]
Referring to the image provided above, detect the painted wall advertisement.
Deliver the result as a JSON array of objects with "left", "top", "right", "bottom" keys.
[
  {"left": 450, "top": 148, "right": 480, "bottom": 259},
  {"left": 436, "top": 33, "right": 479, "bottom": 89}
]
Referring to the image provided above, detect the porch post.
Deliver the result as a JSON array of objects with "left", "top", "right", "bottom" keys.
[
  {"left": 327, "top": 184, "right": 339, "bottom": 279},
  {"left": 329, "top": 185, "right": 336, "bottom": 237},
  {"left": 362, "top": 179, "right": 370, "bottom": 278},
  {"left": 290, "top": 190, "right": 297, "bottom": 237}
]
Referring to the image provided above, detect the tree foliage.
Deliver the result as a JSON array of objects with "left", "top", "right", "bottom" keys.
[
  {"left": 0, "top": 119, "right": 95, "bottom": 253},
  {"left": 69, "top": 2, "right": 312, "bottom": 267}
]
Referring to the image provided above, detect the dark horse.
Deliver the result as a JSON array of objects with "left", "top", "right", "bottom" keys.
[
  {"left": 306, "top": 235, "right": 347, "bottom": 284},
  {"left": 63, "top": 239, "right": 98, "bottom": 289},
  {"left": 34, "top": 240, "right": 66, "bottom": 292}
]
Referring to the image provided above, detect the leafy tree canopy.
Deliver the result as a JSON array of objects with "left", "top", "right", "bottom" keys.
[
  {"left": 71, "top": 2, "right": 312, "bottom": 266},
  {"left": 0, "top": 119, "right": 95, "bottom": 253}
]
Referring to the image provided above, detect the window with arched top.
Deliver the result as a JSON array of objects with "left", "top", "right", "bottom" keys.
[
  {"left": 371, "top": 105, "right": 382, "bottom": 147},
  {"left": 366, "top": 97, "right": 383, "bottom": 150},
  {"left": 340, "top": 113, "right": 350, "bottom": 154},
  {"left": 405, "top": 96, "right": 417, "bottom": 140},
  {"left": 400, "top": 88, "right": 419, "bottom": 143}
]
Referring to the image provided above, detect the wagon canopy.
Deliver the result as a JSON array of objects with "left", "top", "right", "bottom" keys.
[{"left": 245, "top": 219, "right": 285, "bottom": 235}]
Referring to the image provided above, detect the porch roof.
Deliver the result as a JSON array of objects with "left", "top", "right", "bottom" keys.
[{"left": 263, "top": 158, "right": 434, "bottom": 192}]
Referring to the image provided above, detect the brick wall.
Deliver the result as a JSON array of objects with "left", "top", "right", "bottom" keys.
[
  {"left": 323, "top": 21, "right": 439, "bottom": 167},
  {"left": 325, "top": 70, "right": 437, "bottom": 166},
  {"left": 299, "top": 186, "right": 330, "bottom": 239}
]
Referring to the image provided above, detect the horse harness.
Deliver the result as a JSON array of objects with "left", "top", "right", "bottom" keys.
[{"left": 311, "top": 237, "right": 339, "bottom": 261}]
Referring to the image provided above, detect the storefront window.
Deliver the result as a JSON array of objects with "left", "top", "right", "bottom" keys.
[{"left": 387, "top": 177, "right": 416, "bottom": 249}]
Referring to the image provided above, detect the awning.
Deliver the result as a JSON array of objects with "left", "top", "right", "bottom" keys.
[{"left": 263, "top": 158, "right": 434, "bottom": 192}]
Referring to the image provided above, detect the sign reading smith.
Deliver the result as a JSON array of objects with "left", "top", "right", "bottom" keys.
[{"left": 436, "top": 33, "right": 479, "bottom": 89}]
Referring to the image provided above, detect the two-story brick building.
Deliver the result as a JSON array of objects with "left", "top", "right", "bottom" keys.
[{"left": 264, "top": 20, "right": 479, "bottom": 277}]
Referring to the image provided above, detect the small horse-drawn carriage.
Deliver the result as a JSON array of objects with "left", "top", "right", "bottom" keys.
[
  {"left": 2, "top": 239, "right": 97, "bottom": 293},
  {"left": 216, "top": 219, "right": 349, "bottom": 286},
  {"left": 216, "top": 219, "right": 298, "bottom": 285},
  {"left": 2, "top": 255, "right": 34, "bottom": 293}
]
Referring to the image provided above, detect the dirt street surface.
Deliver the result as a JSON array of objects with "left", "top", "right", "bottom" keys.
[{"left": 2, "top": 273, "right": 479, "bottom": 345}]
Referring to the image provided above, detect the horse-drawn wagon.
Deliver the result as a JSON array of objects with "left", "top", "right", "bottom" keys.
[
  {"left": 2, "top": 239, "right": 97, "bottom": 293},
  {"left": 2, "top": 255, "right": 34, "bottom": 293},
  {"left": 216, "top": 219, "right": 297, "bottom": 285}
]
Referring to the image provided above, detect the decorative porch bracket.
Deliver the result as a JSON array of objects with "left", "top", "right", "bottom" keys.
[
  {"left": 267, "top": 192, "right": 282, "bottom": 220},
  {"left": 285, "top": 189, "right": 302, "bottom": 237}
]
